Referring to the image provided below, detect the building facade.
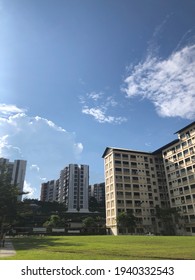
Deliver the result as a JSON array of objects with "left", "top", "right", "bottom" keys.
[
  {"left": 162, "top": 122, "right": 195, "bottom": 236},
  {"left": 89, "top": 182, "right": 105, "bottom": 204},
  {"left": 59, "top": 164, "right": 89, "bottom": 213},
  {"left": 0, "top": 158, "right": 27, "bottom": 201},
  {"left": 40, "top": 179, "right": 59, "bottom": 202},
  {"left": 102, "top": 121, "right": 195, "bottom": 236}
]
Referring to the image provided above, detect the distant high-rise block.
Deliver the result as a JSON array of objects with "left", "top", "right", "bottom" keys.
[
  {"left": 59, "top": 164, "right": 89, "bottom": 213},
  {"left": 0, "top": 158, "right": 27, "bottom": 201},
  {"left": 89, "top": 182, "right": 105, "bottom": 203},
  {"left": 40, "top": 179, "right": 59, "bottom": 202}
]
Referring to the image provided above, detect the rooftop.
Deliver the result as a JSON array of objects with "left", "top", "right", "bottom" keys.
[{"left": 174, "top": 121, "right": 195, "bottom": 134}]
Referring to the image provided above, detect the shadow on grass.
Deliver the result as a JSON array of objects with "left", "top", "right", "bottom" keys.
[{"left": 12, "top": 236, "right": 83, "bottom": 252}]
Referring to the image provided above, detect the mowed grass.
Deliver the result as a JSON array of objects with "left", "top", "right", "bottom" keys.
[{"left": 2, "top": 235, "right": 195, "bottom": 260}]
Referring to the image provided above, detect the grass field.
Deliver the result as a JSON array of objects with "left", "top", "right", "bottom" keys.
[{"left": 2, "top": 235, "right": 195, "bottom": 260}]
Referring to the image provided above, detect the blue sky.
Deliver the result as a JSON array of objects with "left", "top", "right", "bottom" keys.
[{"left": 0, "top": 0, "right": 195, "bottom": 199}]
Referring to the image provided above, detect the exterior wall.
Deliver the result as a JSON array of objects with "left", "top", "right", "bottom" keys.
[
  {"left": 104, "top": 149, "right": 166, "bottom": 235},
  {"left": 0, "top": 158, "right": 27, "bottom": 201},
  {"left": 103, "top": 121, "right": 195, "bottom": 236},
  {"left": 89, "top": 182, "right": 105, "bottom": 203},
  {"left": 59, "top": 164, "right": 89, "bottom": 213},
  {"left": 162, "top": 123, "right": 195, "bottom": 235},
  {"left": 40, "top": 180, "right": 59, "bottom": 202},
  {"left": 40, "top": 182, "right": 48, "bottom": 201},
  {"left": 59, "top": 166, "right": 69, "bottom": 205},
  {"left": 81, "top": 164, "right": 90, "bottom": 213}
]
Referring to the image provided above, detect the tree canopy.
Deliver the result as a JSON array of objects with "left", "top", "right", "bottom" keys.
[
  {"left": 117, "top": 211, "right": 136, "bottom": 234},
  {"left": 0, "top": 163, "right": 18, "bottom": 231}
]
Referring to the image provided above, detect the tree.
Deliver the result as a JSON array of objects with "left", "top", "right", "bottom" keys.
[
  {"left": 15, "top": 199, "right": 67, "bottom": 227},
  {"left": 0, "top": 163, "right": 29, "bottom": 233},
  {"left": 82, "top": 216, "right": 96, "bottom": 228},
  {"left": 155, "top": 206, "right": 181, "bottom": 235},
  {"left": 43, "top": 214, "right": 62, "bottom": 229},
  {"left": 117, "top": 211, "right": 136, "bottom": 234},
  {"left": 0, "top": 164, "right": 18, "bottom": 233},
  {"left": 89, "top": 197, "right": 99, "bottom": 212}
]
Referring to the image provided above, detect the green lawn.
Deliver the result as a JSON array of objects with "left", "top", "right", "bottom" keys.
[{"left": 2, "top": 235, "right": 195, "bottom": 260}]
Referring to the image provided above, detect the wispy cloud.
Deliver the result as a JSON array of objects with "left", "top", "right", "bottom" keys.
[
  {"left": 82, "top": 106, "right": 126, "bottom": 124},
  {"left": 0, "top": 103, "right": 26, "bottom": 116},
  {"left": 30, "top": 164, "right": 40, "bottom": 172},
  {"left": 87, "top": 91, "right": 104, "bottom": 101},
  {"left": 0, "top": 104, "right": 83, "bottom": 198},
  {"left": 80, "top": 91, "right": 127, "bottom": 124},
  {"left": 122, "top": 43, "right": 195, "bottom": 120}
]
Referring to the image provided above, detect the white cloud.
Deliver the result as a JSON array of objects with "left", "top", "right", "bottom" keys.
[
  {"left": 0, "top": 104, "right": 84, "bottom": 198},
  {"left": 30, "top": 164, "right": 40, "bottom": 172},
  {"left": 0, "top": 135, "right": 8, "bottom": 153},
  {"left": 81, "top": 91, "right": 127, "bottom": 124},
  {"left": 82, "top": 106, "right": 126, "bottom": 124},
  {"left": 34, "top": 116, "right": 66, "bottom": 132},
  {"left": 74, "top": 142, "right": 84, "bottom": 155},
  {"left": 122, "top": 44, "right": 195, "bottom": 120},
  {"left": 87, "top": 91, "right": 103, "bottom": 101},
  {"left": 23, "top": 180, "right": 35, "bottom": 199},
  {"left": 0, "top": 103, "right": 26, "bottom": 116}
]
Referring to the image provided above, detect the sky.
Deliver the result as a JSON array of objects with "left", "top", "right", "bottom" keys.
[{"left": 0, "top": 0, "right": 195, "bottom": 199}]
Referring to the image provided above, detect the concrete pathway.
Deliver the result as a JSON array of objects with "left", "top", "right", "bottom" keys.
[{"left": 0, "top": 239, "right": 16, "bottom": 258}]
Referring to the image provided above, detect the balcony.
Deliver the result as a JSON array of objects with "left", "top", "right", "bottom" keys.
[
  {"left": 187, "top": 209, "right": 195, "bottom": 214},
  {"left": 125, "top": 195, "right": 132, "bottom": 199}
]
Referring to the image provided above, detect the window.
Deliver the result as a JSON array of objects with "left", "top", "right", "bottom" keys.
[
  {"left": 187, "top": 166, "right": 192, "bottom": 171},
  {"left": 132, "top": 177, "right": 138, "bottom": 181},
  {"left": 192, "top": 227, "right": 195, "bottom": 233},
  {"left": 192, "top": 156, "right": 195, "bottom": 162},
  {"left": 115, "top": 153, "right": 121, "bottom": 158},
  {"left": 130, "top": 155, "right": 136, "bottom": 159},
  {"left": 185, "top": 157, "right": 190, "bottom": 164},
  {"left": 126, "top": 200, "right": 132, "bottom": 204},
  {"left": 184, "top": 186, "right": 189, "bottom": 191},
  {"left": 190, "top": 184, "right": 195, "bottom": 190},
  {"left": 123, "top": 168, "right": 130, "bottom": 173},
  {"left": 186, "top": 131, "right": 190, "bottom": 138},
  {"left": 189, "top": 175, "right": 194, "bottom": 181},
  {"left": 182, "top": 141, "right": 187, "bottom": 148},
  {"left": 122, "top": 154, "right": 128, "bottom": 159},
  {"left": 115, "top": 168, "right": 122, "bottom": 172},
  {"left": 176, "top": 144, "right": 181, "bottom": 150}
]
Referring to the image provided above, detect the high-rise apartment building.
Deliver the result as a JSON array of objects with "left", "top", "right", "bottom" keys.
[
  {"left": 102, "top": 121, "right": 195, "bottom": 236},
  {"left": 59, "top": 164, "right": 89, "bottom": 213},
  {"left": 89, "top": 182, "right": 105, "bottom": 204},
  {"left": 162, "top": 122, "right": 195, "bottom": 235},
  {"left": 40, "top": 179, "right": 59, "bottom": 202},
  {"left": 0, "top": 158, "right": 27, "bottom": 201},
  {"left": 102, "top": 148, "right": 168, "bottom": 235}
]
